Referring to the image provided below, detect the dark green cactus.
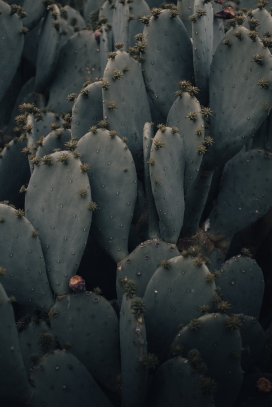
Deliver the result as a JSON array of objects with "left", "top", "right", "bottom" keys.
[
  {"left": 71, "top": 81, "right": 103, "bottom": 140},
  {"left": 214, "top": 255, "right": 264, "bottom": 318},
  {"left": 35, "top": 4, "right": 61, "bottom": 93},
  {"left": 50, "top": 291, "right": 121, "bottom": 391},
  {"left": 30, "top": 350, "right": 114, "bottom": 407},
  {"left": 0, "top": 282, "right": 32, "bottom": 404},
  {"left": 116, "top": 238, "right": 179, "bottom": 307},
  {"left": 0, "top": 0, "right": 24, "bottom": 102},
  {"left": 48, "top": 31, "right": 101, "bottom": 112},
  {"left": 25, "top": 151, "right": 92, "bottom": 295},
  {"left": 102, "top": 49, "right": 152, "bottom": 175},
  {"left": 141, "top": 9, "right": 194, "bottom": 119},
  {"left": 170, "top": 313, "right": 243, "bottom": 407},
  {"left": 77, "top": 128, "right": 137, "bottom": 262},
  {"left": 149, "top": 126, "right": 185, "bottom": 243},
  {"left": 1, "top": 1, "right": 272, "bottom": 405},
  {"left": 143, "top": 255, "right": 216, "bottom": 361},
  {"left": 0, "top": 203, "right": 54, "bottom": 310},
  {"left": 120, "top": 291, "right": 149, "bottom": 407}
]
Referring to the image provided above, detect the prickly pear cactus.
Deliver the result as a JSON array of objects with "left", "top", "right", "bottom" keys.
[
  {"left": 77, "top": 128, "right": 137, "bottom": 262},
  {"left": 170, "top": 313, "right": 244, "bottom": 407},
  {"left": 18, "top": 318, "right": 52, "bottom": 375},
  {"left": 49, "top": 291, "right": 121, "bottom": 391},
  {"left": 25, "top": 151, "right": 92, "bottom": 295},
  {"left": 147, "top": 355, "right": 215, "bottom": 407},
  {"left": 0, "top": 203, "right": 54, "bottom": 311},
  {"left": 191, "top": 0, "right": 213, "bottom": 106},
  {"left": 143, "top": 255, "right": 217, "bottom": 361},
  {"left": 22, "top": 0, "right": 45, "bottom": 30},
  {"left": 102, "top": 49, "right": 152, "bottom": 174},
  {"left": 215, "top": 254, "right": 264, "bottom": 318},
  {"left": 149, "top": 126, "right": 185, "bottom": 243},
  {"left": 0, "top": 0, "right": 24, "bottom": 102},
  {"left": 235, "top": 313, "right": 265, "bottom": 371},
  {"left": 207, "top": 149, "right": 272, "bottom": 239},
  {"left": 47, "top": 31, "right": 101, "bottom": 112},
  {"left": 112, "top": 0, "right": 129, "bottom": 50},
  {"left": 0, "top": 138, "right": 30, "bottom": 207},
  {"left": 71, "top": 81, "right": 103, "bottom": 140},
  {"left": 2, "top": 1, "right": 272, "bottom": 405},
  {"left": 142, "top": 8, "right": 194, "bottom": 118},
  {"left": 30, "top": 350, "right": 114, "bottom": 407},
  {"left": 116, "top": 238, "right": 180, "bottom": 307},
  {"left": 203, "top": 25, "right": 272, "bottom": 171},
  {"left": 127, "top": 0, "right": 150, "bottom": 48},
  {"left": 0, "top": 283, "right": 32, "bottom": 404},
  {"left": 177, "top": 0, "right": 195, "bottom": 37},
  {"left": 167, "top": 89, "right": 205, "bottom": 194},
  {"left": 36, "top": 128, "right": 72, "bottom": 157},
  {"left": 120, "top": 291, "right": 149, "bottom": 407},
  {"left": 143, "top": 122, "right": 159, "bottom": 238}
]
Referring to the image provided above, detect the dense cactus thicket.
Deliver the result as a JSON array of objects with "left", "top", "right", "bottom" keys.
[{"left": 2, "top": 0, "right": 272, "bottom": 406}]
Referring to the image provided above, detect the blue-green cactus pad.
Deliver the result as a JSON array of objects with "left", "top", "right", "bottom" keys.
[
  {"left": 25, "top": 151, "right": 92, "bottom": 295},
  {"left": 64, "top": 5, "right": 86, "bottom": 29},
  {"left": 142, "top": 9, "right": 194, "bottom": 118},
  {"left": 208, "top": 149, "right": 272, "bottom": 239},
  {"left": 244, "top": 7, "right": 272, "bottom": 36},
  {"left": 0, "top": 283, "right": 32, "bottom": 404},
  {"left": 19, "top": 320, "right": 51, "bottom": 375},
  {"left": 0, "top": 139, "right": 30, "bottom": 206},
  {"left": 213, "top": 1, "right": 224, "bottom": 53},
  {"left": 22, "top": 0, "right": 45, "bottom": 30},
  {"left": 251, "top": 117, "right": 267, "bottom": 151},
  {"left": 203, "top": 26, "right": 272, "bottom": 171},
  {"left": 100, "top": 25, "right": 113, "bottom": 74},
  {"left": 36, "top": 111, "right": 62, "bottom": 139},
  {"left": 127, "top": 0, "right": 150, "bottom": 48},
  {"left": 0, "top": 0, "right": 24, "bottom": 102},
  {"left": 71, "top": 81, "right": 103, "bottom": 140},
  {"left": 170, "top": 313, "right": 243, "bottom": 407},
  {"left": 35, "top": 5, "right": 61, "bottom": 93},
  {"left": 0, "top": 204, "right": 54, "bottom": 311},
  {"left": 192, "top": 0, "right": 213, "bottom": 106},
  {"left": 59, "top": 16, "right": 75, "bottom": 49},
  {"left": 50, "top": 292, "right": 121, "bottom": 392},
  {"left": 22, "top": 21, "right": 41, "bottom": 69},
  {"left": 77, "top": 129, "right": 137, "bottom": 262},
  {"left": 149, "top": 127, "right": 185, "bottom": 243},
  {"left": 48, "top": 31, "right": 101, "bottom": 112},
  {"left": 240, "top": 0, "right": 272, "bottom": 9},
  {"left": 235, "top": 313, "right": 265, "bottom": 371},
  {"left": 99, "top": 0, "right": 114, "bottom": 24},
  {"left": 216, "top": 255, "right": 264, "bottom": 318},
  {"left": 84, "top": 0, "right": 104, "bottom": 20},
  {"left": 143, "top": 122, "right": 159, "bottom": 238},
  {"left": 120, "top": 294, "right": 149, "bottom": 407},
  {"left": 116, "top": 238, "right": 180, "bottom": 307},
  {"left": 31, "top": 350, "right": 114, "bottom": 407},
  {"left": 177, "top": 0, "right": 194, "bottom": 37},
  {"left": 167, "top": 92, "right": 205, "bottom": 194},
  {"left": 36, "top": 129, "right": 72, "bottom": 157},
  {"left": 103, "top": 50, "right": 152, "bottom": 173},
  {"left": 143, "top": 255, "right": 216, "bottom": 361},
  {"left": 147, "top": 356, "right": 215, "bottom": 407},
  {"left": 112, "top": 0, "right": 129, "bottom": 49}
]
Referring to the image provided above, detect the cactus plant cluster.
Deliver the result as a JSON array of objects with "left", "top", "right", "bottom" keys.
[{"left": 2, "top": 0, "right": 272, "bottom": 406}]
